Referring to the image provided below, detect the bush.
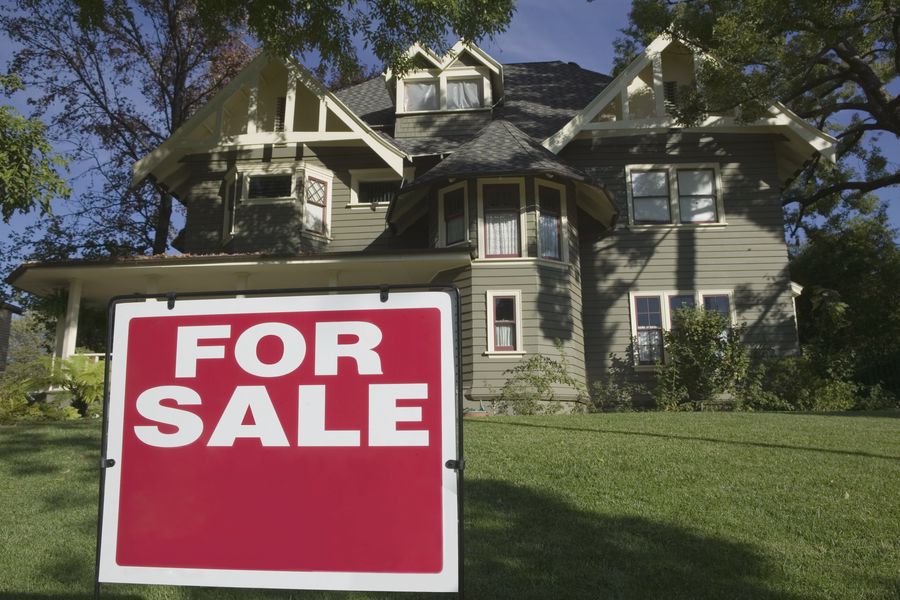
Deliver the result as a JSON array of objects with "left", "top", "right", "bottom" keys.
[
  {"left": 50, "top": 355, "right": 105, "bottom": 418},
  {"left": 590, "top": 353, "right": 648, "bottom": 411},
  {"left": 494, "top": 345, "right": 587, "bottom": 415},
  {"left": 655, "top": 307, "right": 749, "bottom": 411}
]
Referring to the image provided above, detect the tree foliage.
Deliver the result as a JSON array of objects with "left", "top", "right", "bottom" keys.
[
  {"left": 1, "top": 0, "right": 253, "bottom": 260},
  {"left": 75, "top": 0, "right": 516, "bottom": 80},
  {"left": 616, "top": 0, "right": 898, "bottom": 221},
  {"left": 0, "top": 74, "right": 68, "bottom": 221}
]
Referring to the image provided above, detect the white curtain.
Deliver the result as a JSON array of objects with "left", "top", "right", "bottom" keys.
[
  {"left": 447, "top": 79, "right": 481, "bottom": 109},
  {"left": 486, "top": 212, "right": 518, "bottom": 255},
  {"left": 405, "top": 81, "right": 438, "bottom": 111},
  {"left": 539, "top": 213, "right": 561, "bottom": 259},
  {"left": 495, "top": 323, "right": 515, "bottom": 349}
]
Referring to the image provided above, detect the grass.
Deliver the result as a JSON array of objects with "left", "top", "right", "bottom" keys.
[{"left": 0, "top": 412, "right": 898, "bottom": 599}]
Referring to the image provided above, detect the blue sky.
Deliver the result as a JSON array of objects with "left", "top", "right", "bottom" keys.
[{"left": 1, "top": 0, "right": 898, "bottom": 260}]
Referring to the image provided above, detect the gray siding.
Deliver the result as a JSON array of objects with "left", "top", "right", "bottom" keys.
[
  {"left": 178, "top": 145, "right": 416, "bottom": 255},
  {"left": 395, "top": 111, "right": 491, "bottom": 139},
  {"left": 562, "top": 132, "right": 798, "bottom": 387}
]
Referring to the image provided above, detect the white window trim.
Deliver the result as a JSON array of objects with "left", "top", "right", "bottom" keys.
[
  {"left": 348, "top": 168, "right": 412, "bottom": 210},
  {"left": 396, "top": 66, "right": 492, "bottom": 115},
  {"left": 476, "top": 177, "right": 527, "bottom": 260},
  {"left": 437, "top": 181, "right": 469, "bottom": 247},
  {"left": 302, "top": 163, "right": 334, "bottom": 239},
  {"left": 534, "top": 178, "right": 569, "bottom": 263},
  {"left": 239, "top": 163, "right": 304, "bottom": 205},
  {"left": 624, "top": 163, "right": 726, "bottom": 228},
  {"left": 628, "top": 289, "right": 735, "bottom": 370},
  {"left": 485, "top": 289, "right": 525, "bottom": 356},
  {"left": 222, "top": 167, "right": 238, "bottom": 240}
]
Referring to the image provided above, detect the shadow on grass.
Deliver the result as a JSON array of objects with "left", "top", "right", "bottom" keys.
[
  {"left": 476, "top": 420, "right": 900, "bottom": 461},
  {"left": 779, "top": 409, "right": 900, "bottom": 419},
  {"left": 0, "top": 423, "right": 99, "bottom": 477},
  {"left": 464, "top": 479, "right": 798, "bottom": 600}
]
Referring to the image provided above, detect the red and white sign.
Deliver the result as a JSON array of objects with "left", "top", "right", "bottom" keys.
[{"left": 98, "top": 292, "right": 459, "bottom": 592}]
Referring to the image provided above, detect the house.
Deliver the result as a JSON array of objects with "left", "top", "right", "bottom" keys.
[
  {"left": 6, "top": 36, "right": 835, "bottom": 404},
  {"left": 0, "top": 301, "right": 22, "bottom": 372}
]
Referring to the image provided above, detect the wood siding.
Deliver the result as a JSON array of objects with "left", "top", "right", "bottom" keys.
[
  {"left": 394, "top": 111, "right": 491, "bottom": 139},
  {"left": 562, "top": 132, "right": 798, "bottom": 386}
]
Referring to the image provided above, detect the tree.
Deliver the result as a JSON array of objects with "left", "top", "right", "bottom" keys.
[
  {"left": 75, "top": 0, "right": 516, "bottom": 79},
  {"left": 790, "top": 205, "right": 900, "bottom": 393},
  {"left": 616, "top": 0, "right": 898, "bottom": 224},
  {"left": 0, "top": 74, "right": 68, "bottom": 221},
  {"left": 1, "top": 0, "right": 253, "bottom": 258}
]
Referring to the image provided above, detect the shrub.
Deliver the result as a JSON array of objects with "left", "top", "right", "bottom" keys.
[
  {"left": 590, "top": 353, "right": 648, "bottom": 411},
  {"left": 50, "top": 355, "right": 105, "bottom": 418},
  {"left": 655, "top": 307, "right": 749, "bottom": 411},
  {"left": 494, "top": 345, "right": 587, "bottom": 415}
]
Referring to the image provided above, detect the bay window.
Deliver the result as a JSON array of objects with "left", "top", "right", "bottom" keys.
[
  {"left": 303, "top": 176, "right": 328, "bottom": 234},
  {"left": 537, "top": 184, "right": 563, "bottom": 260},
  {"left": 482, "top": 183, "right": 522, "bottom": 258}
]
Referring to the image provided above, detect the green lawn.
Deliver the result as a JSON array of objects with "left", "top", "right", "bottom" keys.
[{"left": 1, "top": 412, "right": 898, "bottom": 599}]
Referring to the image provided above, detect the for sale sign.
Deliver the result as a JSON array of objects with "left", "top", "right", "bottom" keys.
[{"left": 97, "top": 291, "right": 460, "bottom": 593}]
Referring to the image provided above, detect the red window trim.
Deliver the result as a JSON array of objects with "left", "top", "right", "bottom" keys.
[{"left": 492, "top": 295, "right": 517, "bottom": 351}]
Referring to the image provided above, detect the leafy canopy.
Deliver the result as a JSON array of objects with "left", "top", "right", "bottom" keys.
[
  {"left": 617, "top": 0, "right": 898, "bottom": 219},
  {"left": 0, "top": 74, "right": 68, "bottom": 222}
]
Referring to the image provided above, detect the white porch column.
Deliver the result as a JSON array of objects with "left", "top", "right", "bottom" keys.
[{"left": 60, "top": 279, "right": 82, "bottom": 359}]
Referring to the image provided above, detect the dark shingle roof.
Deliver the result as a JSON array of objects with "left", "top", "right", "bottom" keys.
[
  {"left": 402, "top": 120, "right": 593, "bottom": 191},
  {"left": 333, "top": 61, "right": 612, "bottom": 152}
]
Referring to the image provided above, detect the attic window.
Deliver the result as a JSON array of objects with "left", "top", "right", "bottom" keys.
[
  {"left": 663, "top": 82, "right": 677, "bottom": 113},
  {"left": 274, "top": 97, "right": 287, "bottom": 132},
  {"left": 447, "top": 78, "right": 482, "bottom": 110},
  {"left": 405, "top": 81, "right": 439, "bottom": 111}
]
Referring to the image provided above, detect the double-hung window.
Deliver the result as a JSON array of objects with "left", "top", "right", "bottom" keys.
[
  {"left": 486, "top": 290, "right": 523, "bottom": 354},
  {"left": 482, "top": 183, "right": 522, "bottom": 258},
  {"left": 446, "top": 78, "right": 482, "bottom": 110},
  {"left": 537, "top": 183, "right": 564, "bottom": 260},
  {"left": 630, "top": 290, "right": 734, "bottom": 367},
  {"left": 404, "top": 80, "right": 439, "bottom": 111},
  {"left": 626, "top": 165, "right": 723, "bottom": 225}
]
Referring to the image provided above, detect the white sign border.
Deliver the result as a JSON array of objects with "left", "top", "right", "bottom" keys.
[{"left": 98, "top": 291, "right": 459, "bottom": 593}]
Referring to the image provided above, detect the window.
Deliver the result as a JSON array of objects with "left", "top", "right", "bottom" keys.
[
  {"left": 482, "top": 183, "right": 521, "bottom": 257},
  {"left": 537, "top": 184, "right": 563, "bottom": 260},
  {"left": 634, "top": 296, "right": 664, "bottom": 365},
  {"left": 274, "top": 96, "right": 287, "bottom": 132},
  {"left": 443, "top": 187, "right": 466, "bottom": 245},
  {"left": 486, "top": 290, "right": 524, "bottom": 354},
  {"left": 446, "top": 78, "right": 482, "bottom": 110},
  {"left": 397, "top": 67, "right": 492, "bottom": 113},
  {"left": 303, "top": 176, "right": 328, "bottom": 234},
  {"left": 404, "top": 80, "right": 439, "bottom": 111},
  {"left": 626, "top": 164, "right": 724, "bottom": 226},
  {"left": 248, "top": 174, "right": 293, "bottom": 200},
  {"left": 630, "top": 170, "right": 671, "bottom": 223},
  {"left": 349, "top": 169, "right": 408, "bottom": 208},
  {"left": 630, "top": 290, "right": 734, "bottom": 368}
]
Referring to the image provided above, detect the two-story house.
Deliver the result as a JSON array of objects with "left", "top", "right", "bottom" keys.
[{"left": 7, "top": 36, "right": 835, "bottom": 404}]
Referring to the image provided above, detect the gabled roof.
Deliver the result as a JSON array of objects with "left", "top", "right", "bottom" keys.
[
  {"left": 132, "top": 53, "right": 409, "bottom": 190},
  {"left": 541, "top": 34, "right": 837, "bottom": 182}
]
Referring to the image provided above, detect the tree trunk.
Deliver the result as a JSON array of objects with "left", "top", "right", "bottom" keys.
[{"left": 152, "top": 190, "right": 172, "bottom": 255}]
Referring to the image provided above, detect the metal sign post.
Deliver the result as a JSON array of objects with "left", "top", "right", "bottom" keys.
[{"left": 94, "top": 285, "right": 463, "bottom": 597}]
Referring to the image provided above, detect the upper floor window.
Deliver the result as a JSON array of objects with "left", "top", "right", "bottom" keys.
[
  {"left": 397, "top": 67, "right": 491, "bottom": 114},
  {"left": 228, "top": 163, "right": 333, "bottom": 237},
  {"left": 349, "top": 168, "right": 409, "bottom": 209},
  {"left": 536, "top": 180, "right": 567, "bottom": 261},
  {"left": 626, "top": 164, "right": 724, "bottom": 226},
  {"left": 480, "top": 182, "right": 523, "bottom": 258}
]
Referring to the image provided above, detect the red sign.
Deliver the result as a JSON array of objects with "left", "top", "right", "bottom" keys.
[{"left": 98, "top": 292, "right": 459, "bottom": 592}]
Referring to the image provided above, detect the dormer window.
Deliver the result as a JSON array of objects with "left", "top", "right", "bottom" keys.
[
  {"left": 405, "top": 80, "right": 439, "bottom": 111},
  {"left": 446, "top": 78, "right": 482, "bottom": 110}
]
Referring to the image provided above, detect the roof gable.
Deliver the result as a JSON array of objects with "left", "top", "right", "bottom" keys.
[{"left": 132, "top": 54, "right": 408, "bottom": 194}]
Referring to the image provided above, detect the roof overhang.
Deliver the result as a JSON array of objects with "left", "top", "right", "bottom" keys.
[{"left": 7, "top": 250, "right": 472, "bottom": 306}]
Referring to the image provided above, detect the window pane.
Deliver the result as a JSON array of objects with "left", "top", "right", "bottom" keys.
[
  {"left": 632, "top": 170, "right": 669, "bottom": 197},
  {"left": 359, "top": 180, "right": 400, "bottom": 204},
  {"left": 677, "top": 169, "right": 714, "bottom": 195},
  {"left": 669, "top": 294, "right": 695, "bottom": 313},
  {"left": 637, "top": 329, "right": 663, "bottom": 364},
  {"left": 304, "top": 177, "right": 327, "bottom": 233},
  {"left": 405, "top": 81, "right": 438, "bottom": 111},
  {"left": 447, "top": 78, "right": 481, "bottom": 109},
  {"left": 495, "top": 297, "right": 515, "bottom": 322},
  {"left": 494, "top": 296, "right": 517, "bottom": 351},
  {"left": 633, "top": 197, "right": 671, "bottom": 223},
  {"left": 539, "top": 213, "right": 561, "bottom": 259},
  {"left": 680, "top": 195, "right": 717, "bottom": 223},
  {"left": 635, "top": 296, "right": 662, "bottom": 328},
  {"left": 703, "top": 295, "right": 730, "bottom": 318},
  {"left": 248, "top": 175, "right": 292, "bottom": 199},
  {"left": 484, "top": 184, "right": 520, "bottom": 257}
]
